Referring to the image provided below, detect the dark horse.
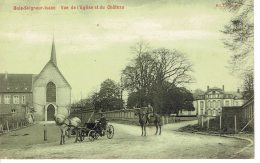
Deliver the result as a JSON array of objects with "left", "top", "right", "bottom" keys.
[
  {"left": 153, "top": 113, "right": 162, "bottom": 135},
  {"left": 134, "top": 107, "right": 162, "bottom": 136},
  {"left": 134, "top": 108, "right": 149, "bottom": 136}
]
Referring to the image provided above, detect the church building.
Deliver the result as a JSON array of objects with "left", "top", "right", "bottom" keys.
[{"left": 0, "top": 38, "right": 71, "bottom": 121}]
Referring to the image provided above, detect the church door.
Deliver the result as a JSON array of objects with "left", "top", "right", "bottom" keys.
[{"left": 47, "top": 104, "right": 55, "bottom": 121}]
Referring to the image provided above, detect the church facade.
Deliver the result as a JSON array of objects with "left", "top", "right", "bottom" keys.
[{"left": 0, "top": 39, "right": 71, "bottom": 121}]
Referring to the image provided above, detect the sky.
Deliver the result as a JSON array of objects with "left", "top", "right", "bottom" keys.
[{"left": 0, "top": 0, "right": 244, "bottom": 102}]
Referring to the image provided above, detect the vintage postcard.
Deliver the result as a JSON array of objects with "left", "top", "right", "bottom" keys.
[{"left": 0, "top": 0, "right": 255, "bottom": 159}]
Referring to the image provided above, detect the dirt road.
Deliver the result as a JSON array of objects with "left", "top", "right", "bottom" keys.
[{"left": 0, "top": 121, "right": 253, "bottom": 159}]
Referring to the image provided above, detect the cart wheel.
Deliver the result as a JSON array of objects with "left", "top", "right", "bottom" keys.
[
  {"left": 94, "top": 132, "right": 99, "bottom": 140},
  {"left": 88, "top": 130, "right": 95, "bottom": 142},
  {"left": 106, "top": 125, "right": 114, "bottom": 139}
]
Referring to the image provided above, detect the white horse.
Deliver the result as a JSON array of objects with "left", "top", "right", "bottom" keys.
[{"left": 54, "top": 114, "right": 81, "bottom": 145}]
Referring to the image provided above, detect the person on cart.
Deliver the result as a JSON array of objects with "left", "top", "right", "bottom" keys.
[{"left": 98, "top": 113, "right": 107, "bottom": 136}]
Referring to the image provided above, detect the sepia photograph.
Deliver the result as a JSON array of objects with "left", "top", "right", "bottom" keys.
[{"left": 0, "top": 0, "right": 255, "bottom": 159}]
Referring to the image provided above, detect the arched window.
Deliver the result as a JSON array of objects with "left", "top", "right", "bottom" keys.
[
  {"left": 212, "top": 100, "right": 216, "bottom": 108},
  {"left": 217, "top": 100, "right": 221, "bottom": 107},
  {"left": 46, "top": 82, "right": 56, "bottom": 102},
  {"left": 200, "top": 101, "right": 204, "bottom": 109}
]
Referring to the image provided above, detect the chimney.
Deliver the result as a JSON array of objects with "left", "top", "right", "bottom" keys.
[
  {"left": 222, "top": 85, "right": 224, "bottom": 91},
  {"left": 207, "top": 86, "right": 209, "bottom": 91},
  {"left": 237, "top": 88, "right": 240, "bottom": 93}
]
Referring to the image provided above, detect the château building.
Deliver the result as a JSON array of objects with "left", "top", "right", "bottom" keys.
[{"left": 193, "top": 85, "right": 245, "bottom": 116}]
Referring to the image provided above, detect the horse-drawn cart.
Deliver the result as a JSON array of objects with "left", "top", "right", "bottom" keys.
[{"left": 77, "top": 120, "right": 114, "bottom": 142}]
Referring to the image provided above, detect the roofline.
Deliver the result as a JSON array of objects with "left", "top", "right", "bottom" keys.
[
  {"left": 34, "top": 61, "right": 72, "bottom": 89},
  {"left": 222, "top": 106, "right": 242, "bottom": 109},
  {"left": 0, "top": 73, "right": 36, "bottom": 75},
  {"left": 0, "top": 91, "right": 33, "bottom": 93}
]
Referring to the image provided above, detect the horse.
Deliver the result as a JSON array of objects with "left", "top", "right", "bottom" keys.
[
  {"left": 153, "top": 113, "right": 162, "bottom": 135},
  {"left": 134, "top": 107, "right": 162, "bottom": 136},
  {"left": 54, "top": 114, "right": 81, "bottom": 145},
  {"left": 134, "top": 108, "right": 150, "bottom": 136}
]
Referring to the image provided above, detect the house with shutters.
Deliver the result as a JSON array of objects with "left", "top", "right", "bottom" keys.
[
  {"left": 193, "top": 85, "right": 245, "bottom": 116},
  {"left": 0, "top": 38, "right": 71, "bottom": 121},
  {"left": 0, "top": 74, "right": 34, "bottom": 117}
]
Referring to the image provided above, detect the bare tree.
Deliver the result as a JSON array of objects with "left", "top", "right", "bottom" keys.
[
  {"left": 122, "top": 52, "right": 157, "bottom": 106},
  {"left": 122, "top": 43, "right": 193, "bottom": 107},
  {"left": 152, "top": 48, "right": 193, "bottom": 87}
]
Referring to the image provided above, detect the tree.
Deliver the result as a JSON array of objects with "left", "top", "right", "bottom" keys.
[
  {"left": 221, "top": 0, "right": 254, "bottom": 99},
  {"left": 122, "top": 44, "right": 193, "bottom": 108},
  {"left": 122, "top": 42, "right": 194, "bottom": 113},
  {"left": 221, "top": 0, "right": 253, "bottom": 73},
  {"left": 93, "top": 79, "right": 124, "bottom": 112},
  {"left": 192, "top": 89, "right": 206, "bottom": 99},
  {"left": 122, "top": 53, "right": 157, "bottom": 107},
  {"left": 241, "top": 70, "right": 254, "bottom": 99},
  {"left": 152, "top": 48, "right": 193, "bottom": 86},
  {"left": 151, "top": 83, "right": 194, "bottom": 115}
]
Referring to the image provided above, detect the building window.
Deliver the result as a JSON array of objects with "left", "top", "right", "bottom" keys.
[
  {"left": 217, "top": 100, "right": 221, "bottom": 107},
  {"left": 13, "top": 95, "right": 20, "bottom": 104},
  {"left": 46, "top": 82, "right": 56, "bottom": 102},
  {"left": 11, "top": 109, "right": 16, "bottom": 113},
  {"left": 4, "top": 95, "right": 11, "bottom": 104},
  {"left": 208, "top": 110, "right": 213, "bottom": 116},
  {"left": 21, "top": 95, "right": 26, "bottom": 104},
  {"left": 235, "top": 101, "right": 239, "bottom": 106},
  {"left": 225, "top": 100, "right": 230, "bottom": 106},
  {"left": 212, "top": 101, "right": 216, "bottom": 108},
  {"left": 200, "top": 101, "right": 204, "bottom": 109},
  {"left": 213, "top": 110, "right": 217, "bottom": 116}
]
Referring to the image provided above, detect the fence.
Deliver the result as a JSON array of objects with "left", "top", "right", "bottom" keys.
[
  {"left": 101, "top": 108, "right": 197, "bottom": 125},
  {"left": 198, "top": 114, "right": 248, "bottom": 134},
  {"left": 70, "top": 107, "right": 197, "bottom": 126},
  {"left": 69, "top": 108, "right": 96, "bottom": 124},
  {"left": 0, "top": 113, "right": 30, "bottom": 134},
  {"left": 240, "top": 96, "right": 254, "bottom": 131},
  {"left": 198, "top": 115, "right": 222, "bottom": 132},
  {"left": 198, "top": 97, "right": 254, "bottom": 134}
]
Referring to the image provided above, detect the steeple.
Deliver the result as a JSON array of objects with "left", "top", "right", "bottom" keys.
[{"left": 50, "top": 36, "right": 57, "bottom": 66}]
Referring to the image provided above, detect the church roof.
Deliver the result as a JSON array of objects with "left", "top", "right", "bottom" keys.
[
  {"left": 50, "top": 36, "right": 57, "bottom": 66},
  {"left": 34, "top": 61, "right": 72, "bottom": 88},
  {"left": 33, "top": 38, "right": 71, "bottom": 88},
  {"left": 0, "top": 73, "right": 34, "bottom": 93},
  {"left": 0, "top": 38, "right": 71, "bottom": 93}
]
